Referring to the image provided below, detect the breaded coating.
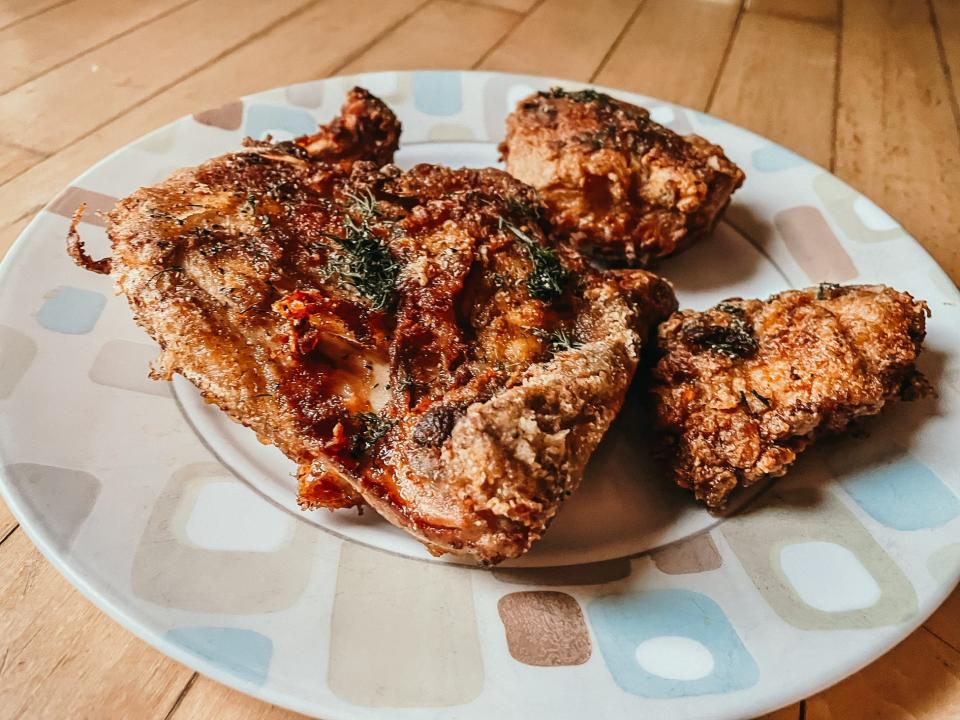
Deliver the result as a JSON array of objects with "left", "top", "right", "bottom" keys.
[
  {"left": 652, "top": 284, "right": 930, "bottom": 509},
  {"left": 500, "top": 88, "right": 744, "bottom": 266},
  {"left": 68, "top": 88, "right": 677, "bottom": 564}
]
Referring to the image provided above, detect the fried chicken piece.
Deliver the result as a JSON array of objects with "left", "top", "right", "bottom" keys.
[
  {"left": 652, "top": 284, "right": 930, "bottom": 509},
  {"left": 500, "top": 88, "right": 744, "bottom": 266},
  {"left": 291, "top": 86, "right": 400, "bottom": 165},
  {"left": 68, "top": 90, "right": 676, "bottom": 563}
]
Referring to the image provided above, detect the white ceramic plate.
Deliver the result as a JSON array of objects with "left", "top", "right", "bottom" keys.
[{"left": 1, "top": 71, "right": 959, "bottom": 720}]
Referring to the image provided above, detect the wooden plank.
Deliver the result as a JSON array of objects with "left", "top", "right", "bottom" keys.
[
  {"left": 0, "top": 0, "right": 189, "bottom": 94},
  {"left": 478, "top": 0, "right": 642, "bottom": 81},
  {"left": 594, "top": 0, "right": 740, "bottom": 109},
  {"left": 0, "top": 497, "right": 17, "bottom": 541},
  {"left": 754, "top": 705, "right": 801, "bottom": 720},
  {"left": 836, "top": 0, "right": 960, "bottom": 281},
  {"left": 467, "top": 0, "right": 537, "bottom": 13},
  {"left": 924, "top": 586, "right": 960, "bottom": 654},
  {"left": 170, "top": 675, "right": 307, "bottom": 719},
  {"left": 0, "top": 216, "right": 32, "bottom": 264},
  {"left": 805, "top": 628, "right": 960, "bottom": 719},
  {"left": 0, "top": 0, "right": 67, "bottom": 30},
  {"left": 341, "top": 0, "right": 518, "bottom": 73},
  {"left": 0, "top": 0, "right": 423, "bottom": 239},
  {"left": 932, "top": 0, "right": 960, "bottom": 130},
  {"left": 0, "top": 143, "right": 42, "bottom": 186},
  {"left": 0, "top": 529, "right": 193, "bottom": 719},
  {"left": 0, "top": 0, "right": 313, "bottom": 154},
  {"left": 709, "top": 11, "right": 836, "bottom": 168},
  {"left": 746, "top": 0, "right": 837, "bottom": 24}
]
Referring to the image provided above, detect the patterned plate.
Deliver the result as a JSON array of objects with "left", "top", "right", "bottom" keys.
[{"left": 1, "top": 71, "right": 959, "bottom": 720}]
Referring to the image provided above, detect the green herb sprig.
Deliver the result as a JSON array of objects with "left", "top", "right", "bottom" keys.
[
  {"left": 324, "top": 191, "right": 399, "bottom": 310},
  {"left": 817, "top": 282, "right": 842, "bottom": 300},
  {"left": 527, "top": 326, "right": 582, "bottom": 353},
  {"left": 544, "top": 87, "right": 604, "bottom": 103},
  {"left": 351, "top": 412, "right": 393, "bottom": 457},
  {"left": 499, "top": 218, "right": 569, "bottom": 302}
]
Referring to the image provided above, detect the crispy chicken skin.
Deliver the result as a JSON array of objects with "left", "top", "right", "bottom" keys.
[
  {"left": 652, "top": 284, "right": 930, "bottom": 509},
  {"left": 67, "top": 89, "right": 677, "bottom": 564},
  {"left": 500, "top": 88, "right": 744, "bottom": 267},
  {"left": 293, "top": 87, "right": 400, "bottom": 166}
]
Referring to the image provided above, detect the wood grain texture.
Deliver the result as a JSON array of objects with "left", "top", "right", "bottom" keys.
[
  {"left": 0, "top": 0, "right": 188, "bottom": 93},
  {"left": 594, "top": 0, "right": 740, "bottom": 108},
  {"left": 0, "top": 530, "right": 192, "bottom": 720},
  {"left": 0, "top": 497, "right": 17, "bottom": 541},
  {"left": 341, "top": 0, "right": 518, "bottom": 73},
  {"left": 805, "top": 629, "right": 960, "bottom": 719},
  {"left": 0, "top": 0, "right": 67, "bottom": 30},
  {"left": 0, "top": 143, "right": 42, "bottom": 186},
  {"left": 0, "top": 0, "right": 424, "bottom": 241},
  {"left": 478, "top": 0, "right": 642, "bottom": 80},
  {"left": 747, "top": 0, "right": 837, "bottom": 24},
  {"left": 0, "top": 0, "right": 314, "bottom": 154},
  {"left": 924, "top": 587, "right": 960, "bottom": 655},
  {"left": 835, "top": 0, "right": 960, "bottom": 280},
  {"left": 0, "top": 216, "right": 32, "bottom": 265},
  {"left": 710, "top": 11, "right": 837, "bottom": 167},
  {"left": 467, "top": 0, "right": 537, "bottom": 12},
  {"left": 933, "top": 0, "right": 960, "bottom": 115},
  {"left": 169, "top": 675, "right": 307, "bottom": 719},
  {"left": 756, "top": 705, "right": 802, "bottom": 720}
]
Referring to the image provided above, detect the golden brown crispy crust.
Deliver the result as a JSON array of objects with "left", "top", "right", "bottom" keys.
[
  {"left": 500, "top": 88, "right": 744, "bottom": 267},
  {"left": 70, "top": 89, "right": 677, "bottom": 564},
  {"left": 652, "top": 284, "right": 930, "bottom": 509},
  {"left": 289, "top": 86, "right": 400, "bottom": 165}
]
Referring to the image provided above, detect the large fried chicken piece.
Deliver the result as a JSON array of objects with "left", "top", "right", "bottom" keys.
[
  {"left": 652, "top": 284, "right": 930, "bottom": 509},
  {"left": 68, "top": 90, "right": 676, "bottom": 564},
  {"left": 500, "top": 88, "right": 744, "bottom": 266}
]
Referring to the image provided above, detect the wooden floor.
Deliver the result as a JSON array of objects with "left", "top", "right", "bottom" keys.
[{"left": 0, "top": 0, "right": 958, "bottom": 718}]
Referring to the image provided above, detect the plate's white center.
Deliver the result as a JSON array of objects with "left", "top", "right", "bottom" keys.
[
  {"left": 174, "top": 141, "right": 789, "bottom": 567},
  {"left": 635, "top": 636, "right": 715, "bottom": 681}
]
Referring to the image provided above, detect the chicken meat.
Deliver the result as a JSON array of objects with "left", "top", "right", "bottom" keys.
[
  {"left": 651, "top": 284, "right": 930, "bottom": 509},
  {"left": 67, "top": 88, "right": 677, "bottom": 563},
  {"left": 500, "top": 88, "right": 744, "bottom": 266}
]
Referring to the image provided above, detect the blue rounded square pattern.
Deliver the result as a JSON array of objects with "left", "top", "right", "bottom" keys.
[
  {"left": 165, "top": 627, "right": 273, "bottom": 686},
  {"left": 243, "top": 105, "right": 317, "bottom": 142},
  {"left": 413, "top": 71, "right": 463, "bottom": 116},
  {"left": 839, "top": 455, "right": 960, "bottom": 531},
  {"left": 36, "top": 286, "right": 106, "bottom": 335},
  {"left": 587, "top": 589, "right": 759, "bottom": 699},
  {"left": 752, "top": 145, "right": 805, "bottom": 172}
]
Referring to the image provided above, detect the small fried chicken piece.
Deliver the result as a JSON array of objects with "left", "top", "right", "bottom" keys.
[
  {"left": 500, "top": 88, "right": 744, "bottom": 266},
  {"left": 652, "top": 284, "right": 930, "bottom": 509},
  {"left": 291, "top": 86, "right": 401, "bottom": 165}
]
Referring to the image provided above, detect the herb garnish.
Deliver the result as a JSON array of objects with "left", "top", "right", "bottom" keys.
[
  {"left": 750, "top": 389, "right": 771, "bottom": 407},
  {"left": 716, "top": 301, "right": 746, "bottom": 318},
  {"left": 817, "top": 282, "right": 841, "bottom": 300},
  {"left": 529, "top": 326, "right": 581, "bottom": 352},
  {"left": 323, "top": 191, "right": 399, "bottom": 310},
  {"left": 148, "top": 265, "right": 184, "bottom": 285},
  {"left": 543, "top": 87, "right": 604, "bottom": 103},
  {"left": 499, "top": 218, "right": 569, "bottom": 302},
  {"left": 351, "top": 412, "right": 393, "bottom": 457},
  {"left": 685, "top": 304, "right": 758, "bottom": 359}
]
